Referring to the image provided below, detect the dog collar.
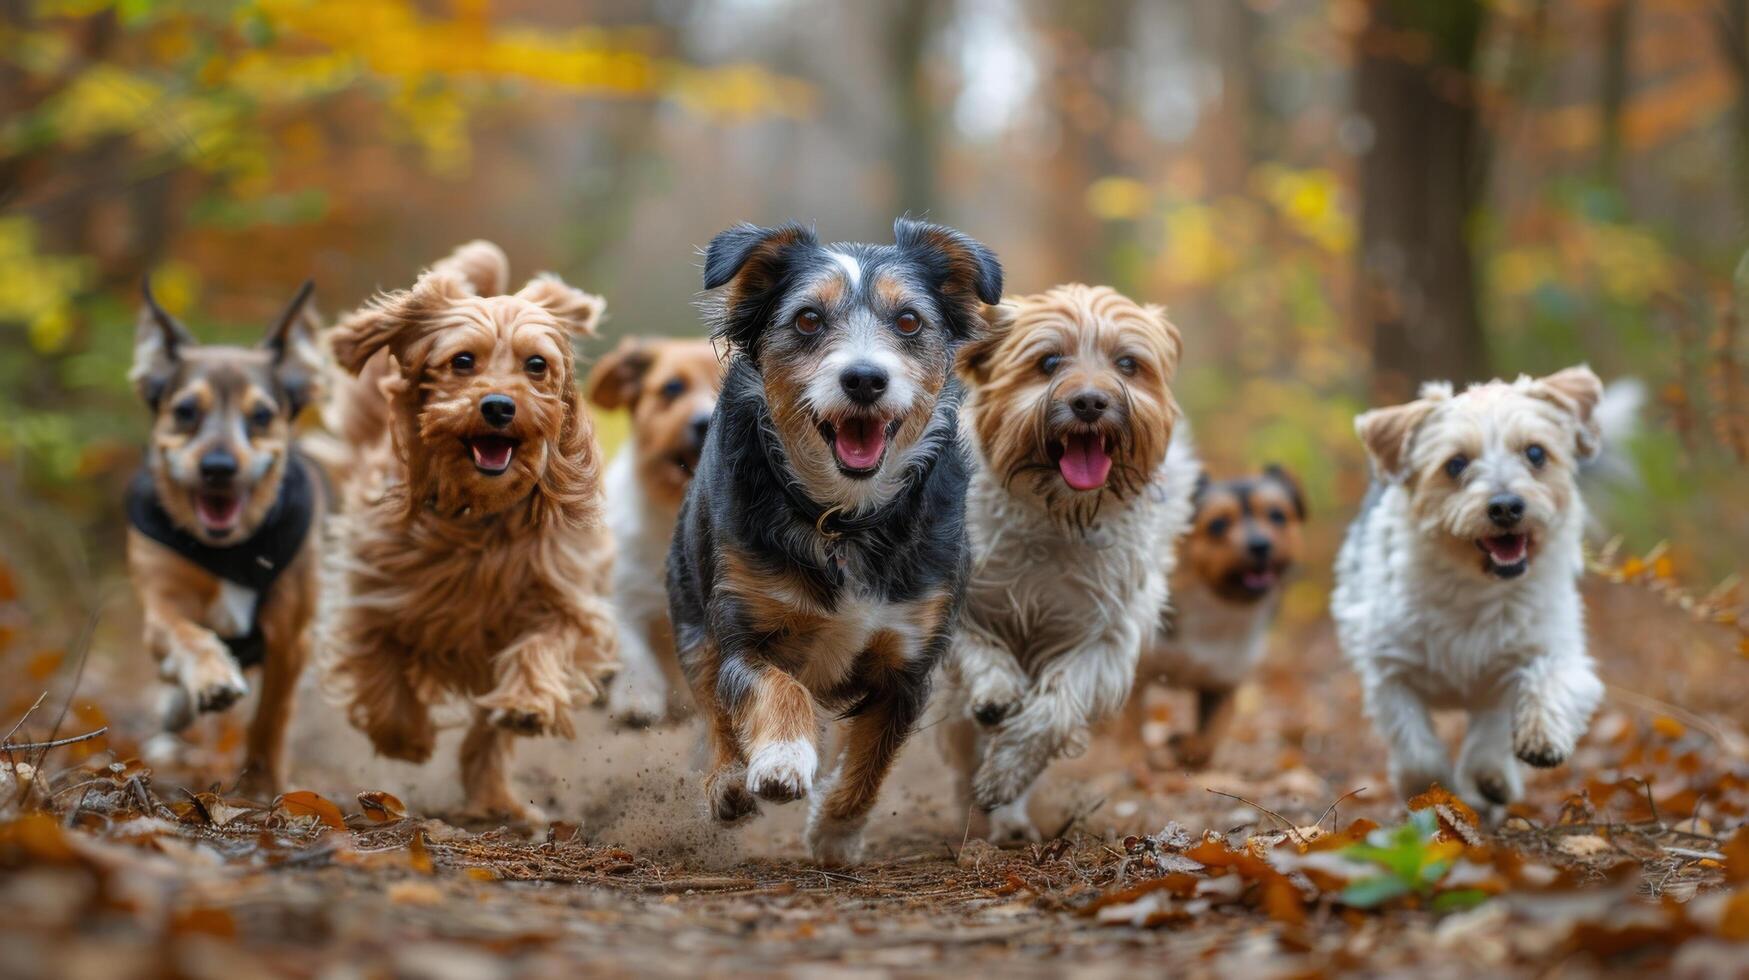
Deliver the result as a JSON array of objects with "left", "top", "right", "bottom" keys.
[{"left": 125, "top": 453, "right": 316, "bottom": 667}]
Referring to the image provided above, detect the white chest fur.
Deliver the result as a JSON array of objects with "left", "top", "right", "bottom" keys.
[{"left": 207, "top": 580, "right": 259, "bottom": 638}]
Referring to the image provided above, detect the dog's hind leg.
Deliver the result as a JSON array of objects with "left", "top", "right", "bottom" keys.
[
  {"left": 459, "top": 707, "right": 545, "bottom": 825},
  {"left": 807, "top": 695, "right": 912, "bottom": 865},
  {"left": 1365, "top": 671, "right": 1452, "bottom": 800}
]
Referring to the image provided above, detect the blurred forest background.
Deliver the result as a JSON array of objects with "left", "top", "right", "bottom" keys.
[{"left": 2, "top": 0, "right": 1747, "bottom": 635}]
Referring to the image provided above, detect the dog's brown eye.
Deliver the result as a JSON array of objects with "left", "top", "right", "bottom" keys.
[
  {"left": 249, "top": 405, "right": 276, "bottom": 429},
  {"left": 1445, "top": 455, "right": 1469, "bottom": 478},
  {"left": 1115, "top": 355, "right": 1138, "bottom": 375},
  {"left": 659, "top": 378, "right": 686, "bottom": 401},
  {"left": 1207, "top": 517, "right": 1231, "bottom": 538},
  {"left": 795, "top": 309, "right": 822, "bottom": 336},
  {"left": 1268, "top": 507, "right": 1287, "bottom": 526},
  {"left": 172, "top": 399, "right": 200, "bottom": 427},
  {"left": 895, "top": 311, "right": 921, "bottom": 336},
  {"left": 1039, "top": 354, "right": 1062, "bottom": 376},
  {"left": 525, "top": 355, "right": 547, "bottom": 377},
  {"left": 451, "top": 352, "right": 475, "bottom": 372},
  {"left": 1525, "top": 444, "right": 1547, "bottom": 468}
]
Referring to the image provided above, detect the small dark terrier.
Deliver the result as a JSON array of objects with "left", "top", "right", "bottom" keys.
[{"left": 126, "top": 279, "right": 325, "bottom": 797}]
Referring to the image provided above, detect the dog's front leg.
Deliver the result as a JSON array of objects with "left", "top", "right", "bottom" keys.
[
  {"left": 972, "top": 628, "right": 1139, "bottom": 813},
  {"left": 607, "top": 602, "right": 669, "bottom": 727},
  {"left": 1455, "top": 696, "right": 1521, "bottom": 808},
  {"left": 731, "top": 661, "right": 820, "bottom": 805},
  {"left": 951, "top": 628, "right": 1030, "bottom": 727},
  {"left": 1511, "top": 649, "right": 1603, "bottom": 769},
  {"left": 459, "top": 706, "right": 546, "bottom": 825},
  {"left": 141, "top": 603, "right": 248, "bottom": 726},
  {"left": 476, "top": 623, "right": 586, "bottom": 738},
  {"left": 807, "top": 690, "right": 918, "bottom": 865},
  {"left": 1364, "top": 670, "right": 1451, "bottom": 800}
]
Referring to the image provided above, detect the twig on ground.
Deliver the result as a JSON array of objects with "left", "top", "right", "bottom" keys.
[
  {"left": 1206, "top": 788, "right": 1308, "bottom": 846},
  {"left": 1314, "top": 786, "right": 1368, "bottom": 833},
  {"left": 1, "top": 693, "right": 47, "bottom": 749},
  {"left": 1, "top": 727, "right": 107, "bottom": 753}
]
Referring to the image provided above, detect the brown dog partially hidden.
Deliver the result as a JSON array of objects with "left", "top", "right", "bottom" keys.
[{"left": 126, "top": 280, "right": 325, "bottom": 798}]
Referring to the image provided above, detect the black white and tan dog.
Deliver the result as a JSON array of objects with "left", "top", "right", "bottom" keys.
[
  {"left": 667, "top": 218, "right": 1002, "bottom": 864},
  {"left": 1130, "top": 465, "right": 1305, "bottom": 769},
  {"left": 126, "top": 279, "right": 325, "bottom": 798}
]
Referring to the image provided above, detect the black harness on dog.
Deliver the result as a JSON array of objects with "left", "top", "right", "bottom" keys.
[{"left": 125, "top": 455, "right": 315, "bottom": 669}]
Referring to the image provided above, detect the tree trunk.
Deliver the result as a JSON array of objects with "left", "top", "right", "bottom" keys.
[
  {"left": 1598, "top": 0, "right": 1632, "bottom": 184},
  {"left": 1354, "top": 0, "right": 1490, "bottom": 401},
  {"left": 886, "top": 0, "right": 937, "bottom": 217}
]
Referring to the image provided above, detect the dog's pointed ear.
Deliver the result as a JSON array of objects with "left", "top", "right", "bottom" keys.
[
  {"left": 516, "top": 275, "right": 604, "bottom": 338},
  {"left": 260, "top": 280, "right": 323, "bottom": 417},
  {"left": 954, "top": 301, "right": 1015, "bottom": 386},
  {"left": 1533, "top": 365, "right": 1604, "bottom": 461},
  {"left": 702, "top": 222, "right": 819, "bottom": 356},
  {"left": 131, "top": 277, "right": 196, "bottom": 408},
  {"left": 1263, "top": 463, "right": 1306, "bottom": 519},
  {"left": 1355, "top": 394, "right": 1442, "bottom": 481},
  {"left": 430, "top": 239, "right": 509, "bottom": 296},
  {"left": 329, "top": 268, "right": 472, "bottom": 375},
  {"left": 893, "top": 216, "right": 1003, "bottom": 338},
  {"left": 585, "top": 338, "right": 656, "bottom": 410}
]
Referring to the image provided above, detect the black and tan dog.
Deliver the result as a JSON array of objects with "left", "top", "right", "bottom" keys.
[
  {"left": 668, "top": 218, "right": 1001, "bottom": 864},
  {"left": 126, "top": 280, "right": 325, "bottom": 797},
  {"left": 1131, "top": 465, "right": 1305, "bottom": 769}
]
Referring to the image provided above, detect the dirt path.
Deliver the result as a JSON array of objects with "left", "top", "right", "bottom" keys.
[{"left": 2, "top": 581, "right": 1746, "bottom": 977}]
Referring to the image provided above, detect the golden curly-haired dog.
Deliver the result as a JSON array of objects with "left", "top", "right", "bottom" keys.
[{"left": 323, "top": 241, "right": 617, "bottom": 823}]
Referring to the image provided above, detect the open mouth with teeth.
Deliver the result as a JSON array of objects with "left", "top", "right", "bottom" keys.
[
  {"left": 1476, "top": 532, "right": 1531, "bottom": 578},
  {"left": 817, "top": 416, "right": 901, "bottom": 478},
  {"left": 1046, "top": 431, "right": 1114, "bottom": 492},
  {"left": 465, "top": 435, "right": 519, "bottom": 475},
  {"left": 192, "top": 491, "right": 243, "bottom": 538}
]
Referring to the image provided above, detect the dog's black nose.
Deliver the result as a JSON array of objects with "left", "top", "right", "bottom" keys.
[
  {"left": 480, "top": 394, "right": 516, "bottom": 429},
  {"left": 1246, "top": 536, "right": 1272, "bottom": 560},
  {"left": 1487, "top": 494, "right": 1526, "bottom": 528},
  {"left": 839, "top": 363, "right": 888, "bottom": 406},
  {"left": 1070, "top": 389, "right": 1109, "bottom": 423},
  {"left": 688, "top": 414, "right": 711, "bottom": 448},
  {"left": 198, "top": 451, "right": 237, "bottom": 484}
]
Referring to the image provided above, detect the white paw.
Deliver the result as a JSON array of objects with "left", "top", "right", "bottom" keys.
[
  {"left": 986, "top": 797, "right": 1039, "bottom": 843},
  {"left": 746, "top": 739, "right": 817, "bottom": 803},
  {"left": 1388, "top": 743, "right": 1453, "bottom": 801},
  {"left": 607, "top": 677, "right": 668, "bottom": 728},
  {"left": 1513, "top": 700, "right": 1579, "bottom": 769},
  {"left": 967, "top": 672, "right": 1026, "bottom": 728},
  {"left": 1457, "top": 760, "right": 1523, "bottom": 808},
  {"left": 181, "top": 655, "right": 247, "bottom": 714},
  {"left": 806, "top": 814, "right": 866, "bottom": 866}
]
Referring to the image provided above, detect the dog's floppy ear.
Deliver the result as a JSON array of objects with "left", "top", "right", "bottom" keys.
[
  {"left": 260, "top": 279, "right": 323, "bottom": 417},
  {"left": 131, "top": 277, "right": 196, "bottom": 408},
  {"left": 585, "top": 338, "right": 656, "bottom": 410},
  {"left": 954, "top": 301, "right": 1016, "bottom": 386},
  {"left": 893, "top": 216, "right": 1003, "bottom": 338},
  {"left": 1263, "top": 463, "right": 1306, "bottom": 519},
  {"left": 328, "top": 268, "right": 473, "bottom": 375},
  {"left": 702, "top": 222, "right": 819, "bottom": 356},
  {"left": 1532, "top": 365, "right": 1604, "bottom": 461},
  {"left": 1355, "top": 395, "right": 1441, "bottom": 481},
  {"left": 516, "top": 275, "right": 605, "bottom": 338},
  {"left": 430, "top": 239, "right": 510, "bottom": 296}
]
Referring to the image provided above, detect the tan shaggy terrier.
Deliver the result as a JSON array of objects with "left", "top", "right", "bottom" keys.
[
  {"left": 322, "top": 241, "right": 618, "bottom": 823},
  {"left": 126, "top": 279, "right": 325, "bottom": 798}
]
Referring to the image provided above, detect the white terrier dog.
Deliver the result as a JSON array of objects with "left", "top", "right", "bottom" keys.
[
  {"left": 940, "top": 284, "right": 1199, "bottom": 840},
  {"left": 1333, "top": 367, "right": 1607, "bottom": 809}
]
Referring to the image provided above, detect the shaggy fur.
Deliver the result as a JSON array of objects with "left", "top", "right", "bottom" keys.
[
  {"left": 940, "top": 284, "right": 1199, "bottom": 840},
  {"left": 1333, "top": 367, "right": 1607, "bottom": 810},
  {"left": 668, "top": 218, "right": 1001, "bottom": 865},
  {"left": 1131, "top": 466, "right": 1305, "bottom": 769},
  {"left": 322, "top": 241, "right": 618, "bottom": 823},
  {"left": 587, "top": 337, "right": 724, "bottom": 726},
  {"left": 126, "top": 280, "right": 325, "bottom": 797}
]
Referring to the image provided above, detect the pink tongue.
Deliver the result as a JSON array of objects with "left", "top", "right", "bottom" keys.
[
  {"left": 196, "top": 494, "right": 242, "bottom": 529},
  {"left": 833, "top": 418, "right": 887, "bottom": 470},
  {"left": 1058, "top": 433, "right": 1112, "bottom": 491},
  {"left": 1484, "top": 535, "right": 1527, "bottom": 563},
  {"left": 1242, "top": 569, "right": 1276, "bottom": 591},
  {"left": 472, "top": 439, "right": 514, "bottom": 471}
]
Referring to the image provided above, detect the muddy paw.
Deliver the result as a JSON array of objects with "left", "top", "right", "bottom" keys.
[
  {"left": 806, "top": 816, "right": 865, "bottom": 867},
  {"left": 708, "top": 767, "right": 760, "bottom": 825},
  {"left": 464, "top": 797, "right": 548, "bottom": 828},
  {"left": 986, "top": 799, "right": 1039, "bottom": 843},
  {"left": 745, "top": 739, "right": 816, "bottom": 803},
  {"left": 967, "top": 675, "right": 1024, "bottom": 728},
  {"left": 1513, "top": 739, "right": 1568, "bottom": 769},
  {"left": 607, "top": 680, "right": 668, "bottom": 730}
]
